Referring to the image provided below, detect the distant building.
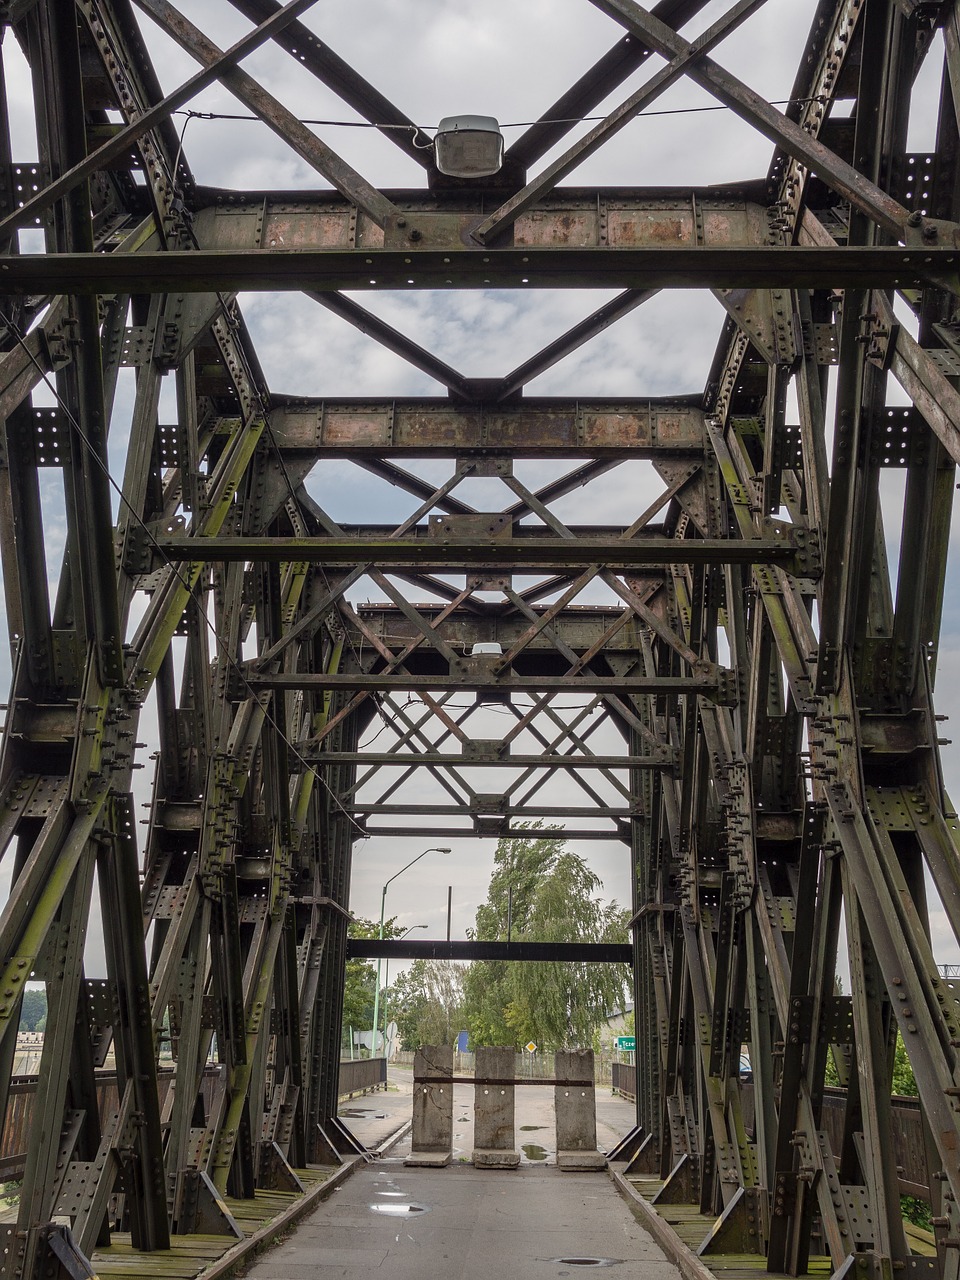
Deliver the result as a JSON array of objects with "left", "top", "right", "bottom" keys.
[{"left": 599, "top": 1002, "right": 634, "bottom": 1051}]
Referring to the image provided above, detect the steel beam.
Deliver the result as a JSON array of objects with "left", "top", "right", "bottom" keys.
[
  {"left": 346, "top": 939, "right": 633, "bottom": 963},
  {"left": 154, "top": 533, "right": 813, "bottom": 570},
  {"left": 266, "top": 398, "right": 706, "bottom": 456},
  {"left": 247, "top": 673, "right": 731, "bottom": 694},
  {"left": 4, "top": 245, "right": 957, "bottom": 293}
]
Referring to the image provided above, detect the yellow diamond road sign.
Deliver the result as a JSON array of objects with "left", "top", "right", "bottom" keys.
[{"left": 525, "top": 1041, "right": 537, "bottom": 1053}]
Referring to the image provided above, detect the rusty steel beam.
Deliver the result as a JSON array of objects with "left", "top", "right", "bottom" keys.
[
  {"left": 5, "top": 244, "right": 956, "bottom": 293},
  {"left": 247, "top": 673, "right": 732, "bottom": 694},
  {"left": 359, "top": 825, "right": 629, "bottom": 841},
  {"left": 154, "top": 532, "right": 815, "bottom": 570},
  {"left": 267, "top": 398, "right": 706, "bottom": 455},
  {"left": 347, "top": 939, "right": 633, "bottom": 963},
  {"left": 193, "top": 188, "right": 770, "bottom": 250},
  {"left": 304, "top": 751, "right": 673, "bottom": 768}
]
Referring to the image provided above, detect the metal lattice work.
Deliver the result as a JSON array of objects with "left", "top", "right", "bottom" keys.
[{"left": 0, "top": 1, "right": 958, "bottom": 1277}]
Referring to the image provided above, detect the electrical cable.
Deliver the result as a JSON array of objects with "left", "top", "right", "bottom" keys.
[{"left": 172, "top": 95, "right": 823, "bottom": 132}]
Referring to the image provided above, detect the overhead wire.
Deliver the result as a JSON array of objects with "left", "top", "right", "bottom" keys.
[{"left": 172, "top": 95, "right": 824, "bottom": 132}]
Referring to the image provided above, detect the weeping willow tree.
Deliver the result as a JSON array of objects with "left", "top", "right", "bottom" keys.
[{"left": 462, "top": 826, "right": 630, "bottom": 1051}]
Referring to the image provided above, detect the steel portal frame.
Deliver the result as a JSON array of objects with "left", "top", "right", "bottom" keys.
[{"left": 0, "top": 0, "right": 958, "bottom": 1276}]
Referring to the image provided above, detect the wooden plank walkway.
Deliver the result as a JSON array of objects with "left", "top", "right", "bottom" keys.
[
  {"left": 625, "top": 1175, "right": 934, "bottom": 1280},
  {"left": 90, "top": 1168, "right": 333, "bottom": 1280}
]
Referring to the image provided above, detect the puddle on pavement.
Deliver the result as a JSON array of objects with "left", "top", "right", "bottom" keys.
[
  {"left": 521, "top": 1143, "right": 548, "bottom": 1161},
  {"left": 519, "top": 1125, "right": 543, "bottom": 1131},
  {"left": 369, "top": 1202, "right": 430, "bottom": 1216},
  {"left": 551, "top": 1259, "right": 621, "bottom": 1268},
  {"left": 339, "top": 1108, "right": 371, "bottom": 1118}
]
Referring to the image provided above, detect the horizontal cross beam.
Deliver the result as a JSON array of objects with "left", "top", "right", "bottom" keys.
[
  {"left": 358, "top": 825, "right": 629, "bottom": 841},
  {"left": 413, "top": 1076, "right": 595, "bottom": 1086},
  {"left": 5, "top": 246, "right": 957, "bottom": 294},
  {"left": 249, "top": 673, "right": 729, "bottom": 695},
  {"left": 346, "top": 939, "right": 633, "bottom": 963},
  {"left": 268, "top": 399, "right": 706, "bottom": 456},
  {"left": 194, "top": 190, "right": 766, "bottom": 252},
  {"left": 351, "top": 804, "right": 638, "bottom": 817},
  {"left": 156, "top": 534, "right": 813, "bottom": 571},
  {"left": 304, "top": 751, "right": 674, "bottom": 768}
]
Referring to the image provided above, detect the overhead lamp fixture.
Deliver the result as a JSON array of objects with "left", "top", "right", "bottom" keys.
[{"left": 434, "top": 115, "right": 504, "bottom": 179}]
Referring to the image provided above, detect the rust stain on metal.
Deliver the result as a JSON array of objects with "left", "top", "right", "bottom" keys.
[{"left": 583, "top": 411, "right": 651, "bottom": 448}]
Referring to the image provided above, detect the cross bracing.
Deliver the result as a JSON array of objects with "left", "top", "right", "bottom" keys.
[{"left": 0, "top": 1, "right": 958, "bottom": 1277}]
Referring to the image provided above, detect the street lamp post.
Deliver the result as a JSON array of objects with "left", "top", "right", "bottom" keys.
[
  {"left": 371, "top": 847, "right": 450, "bottom": 1056},
  {"left": 382, "top": 924, "right": 427, "bottom": 1058}
]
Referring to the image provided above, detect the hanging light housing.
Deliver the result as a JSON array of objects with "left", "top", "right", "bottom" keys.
[{"left": 434, "top": 115, "right": 504, "bottom": 179}]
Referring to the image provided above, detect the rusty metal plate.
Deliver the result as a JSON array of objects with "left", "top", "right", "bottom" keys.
[
  {"left": 395, "top": 409, "right": 479, "bottom": 447},
  {"left": 582, "top": 410, "right": 651, "bottom": 448},
  {"left": 53, "top": 1161, "right": 99, "bottom": 1217},
  {"left": 607, "top": 209, "right": 694, "bottom": 246},
  {"left": 514, "top": 209, "right": 597, "bottom": 247},
  {"left": 22, "top": 776, "right": 67, "bottom": 818},
  {"left": 701, "top": 210, "right": 741, "bottom": 244},
  {"left": 428, "top": 513, "right": 510, "bottom": 540},
  {"left": 484, "top": 410, "right": 577, "bottom": 449},
  {"left": 200, "top": 206, "right": 264, "bottom": 249},
  {"left": 323, "top": 409, "right": 392, "bottom": 447},
  {"left": 867, "top": 787, "right": 914, "bottom": 831},
  {"left": 653, "top": 412, "right": 706, "bottom": 446},
  {"left": 263, "top": 210, "right": 353, "bottom": 248}
]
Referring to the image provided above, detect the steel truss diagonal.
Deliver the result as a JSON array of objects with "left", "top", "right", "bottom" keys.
[{"left": 0, "top": 2, "right": 958, "bottom": 1278}]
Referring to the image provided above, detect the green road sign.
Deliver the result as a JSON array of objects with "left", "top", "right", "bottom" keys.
[{"left": 616, "top": 1036, "right": 636, "bottom": 1051}]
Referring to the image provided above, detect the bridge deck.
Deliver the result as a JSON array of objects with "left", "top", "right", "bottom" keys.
[
  {"left": 622, "top": 1175, "right": 935, "bottom": 1280},
  {"left": 89, "top": 1169, "right": 340, "bottom": 1280}
]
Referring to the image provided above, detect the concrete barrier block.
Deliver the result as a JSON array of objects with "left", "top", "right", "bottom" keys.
[
  {"left": 405, "top": 1045, "right": 453, "bottom": 1167},
  {"left": 473, "top": 1046, "right": 519, "bottom": 1169},
  {"left": 555, "top": 1049, "right": 606, "bottom": 1171}
]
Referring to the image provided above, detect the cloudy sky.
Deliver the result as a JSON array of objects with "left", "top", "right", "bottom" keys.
[{"left": 3, "top": 1, "right": 960, "bottom": 968}]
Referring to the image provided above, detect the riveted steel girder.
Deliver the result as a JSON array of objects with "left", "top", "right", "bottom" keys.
[{"left": 1, "top": 2, "right": 960, "bottom": 1278}]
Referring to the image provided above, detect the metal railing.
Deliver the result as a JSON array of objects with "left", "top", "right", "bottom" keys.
[
  {"left": 612, "top": 1060, "right": 636, "bottom": 1101},
  {"left": 612, "top": 1069, "right": 928, "bottom": 1198},
  {"left": 0, "top": 1061, "right": 387, "bottom": 1177},
  {"left": 338, "top": 1057, "right": 386, "bottom": 1097}
]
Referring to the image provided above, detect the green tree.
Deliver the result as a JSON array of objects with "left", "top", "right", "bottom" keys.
[
  {"left": 18, "top": 988, "right": 46, "bottom": 1033},
  {"left": 343, "top": 916, "right": 405, "bottom": 1052},
  {"left": 892, "top": 1033, "right": 918, "bottom": 1097},
  {"left": 390, "top": 960, "right": 466, "bottom": 1049},
  {"left": 462, "top": 826, "right": 630, "bottom": 1051}
]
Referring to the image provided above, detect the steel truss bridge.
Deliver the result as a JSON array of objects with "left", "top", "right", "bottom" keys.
[{"left": 0, "top": 0, "right": 959, "bottom": 1277}]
